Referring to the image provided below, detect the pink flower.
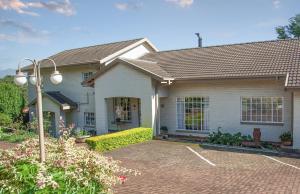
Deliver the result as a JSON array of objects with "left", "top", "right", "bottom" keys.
[{"left": 118, "top": 175, "right": 127, "bottom": 184}]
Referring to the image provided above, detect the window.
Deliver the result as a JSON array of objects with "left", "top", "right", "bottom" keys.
[
  {"left": 84, "top": 112, "right": 95, "bottom": 126},
  {"left": 241, "top": 97, "right": 283, "bottom": 123},
  {"left": 113, "top": 98, "right": 131, "bottom": 122},
  {"left": 176, "top": 97, "right": 209, "bottom": 131},
  {"left": 82, "top": 72, "right": 93, "bottom": 81}
]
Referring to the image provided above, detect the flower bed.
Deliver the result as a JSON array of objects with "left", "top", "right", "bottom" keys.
[
  {"left": 0, "top": 127, "right": 36, "bottom": 143},
  {"left": 86, "top": 128, "right": 153, "bottom": 152},
  {"left": 207, "top": 130, "right": 253, "bottom": 146},
  {"left": 0, "top": 120, "right": 139, "bottom": 193},
  {"left": 0, "top": 137, "right": 138, "bottom": 193}
]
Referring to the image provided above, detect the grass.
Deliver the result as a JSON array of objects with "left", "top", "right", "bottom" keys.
[{"left": 0, "top": 127, "right": 36, "bottom": 143}]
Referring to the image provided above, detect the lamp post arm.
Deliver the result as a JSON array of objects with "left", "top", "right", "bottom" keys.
[
  {"left": 18, "top": 58, "right": 36, "bottom": 73},
  {"left": 38, "top": 58, "right": 57, "bottom": 71}
]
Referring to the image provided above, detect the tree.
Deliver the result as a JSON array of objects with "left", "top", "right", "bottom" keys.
[
  {"left": 276, "top": 14, "right": 300, "bottom": 39},
  {"left": 0, "top": 77, "right": 26, "bottom": 119}
]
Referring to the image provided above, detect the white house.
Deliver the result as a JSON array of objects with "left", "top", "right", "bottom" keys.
[{"left": 24, "top": 38, "right": 300, "bottom": 149}]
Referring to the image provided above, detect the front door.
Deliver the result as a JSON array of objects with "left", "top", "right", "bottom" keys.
[{"left": 107, "top": 97, "right": 140, "bottom": 131}]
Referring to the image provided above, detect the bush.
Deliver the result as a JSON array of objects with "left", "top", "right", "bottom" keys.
[
  {"left": 208, "top": 130, "right": 253, "bottom": 146},
  {"left": 0, "top": 82, "right": 25, "bottom": 119},
  {"left": 0, "top": 123, "right": 138, "bottom": 193},
  {"left": 0, "top": 113, "right": 12, "bottom": 127},
  {"left": 86, "top": 128, "right": 153, "bottom": 152},
  {"left": 279, "top": 131, "right": 292, "bottom": 141}
]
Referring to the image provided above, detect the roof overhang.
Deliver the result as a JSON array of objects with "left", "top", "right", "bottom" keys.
[
  {"left": 99, "top": 38, "right": 158, "bottom": 64},
  {"left": 29, "top": 92, "right": 77, "bottom": 111},
  {"left": 82, "top": 58, "right": 172, "bottom": 87}
]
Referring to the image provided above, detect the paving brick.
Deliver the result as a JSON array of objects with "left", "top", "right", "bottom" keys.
[{"left": 106, "top": 140, "right": 300, "bottom": 194}]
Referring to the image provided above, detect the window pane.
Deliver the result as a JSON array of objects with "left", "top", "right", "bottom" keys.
[
  {"left": 177, "top": 97, "right": 209, "bottom": 131},
  {"left": 241, "top": 97, "right": 283, "bottom": 124}
]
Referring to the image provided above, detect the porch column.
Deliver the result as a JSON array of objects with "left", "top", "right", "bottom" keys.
[
  {"left": 95, "top": 98, "right": 108, "bottom": 134},
  {"left": 293, "top": 91, "right": 300, "bottom": 149}
]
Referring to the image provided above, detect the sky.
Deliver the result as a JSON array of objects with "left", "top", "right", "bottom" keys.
[{"left": 0, "top": 0, "right": 299, "bottom": 70}]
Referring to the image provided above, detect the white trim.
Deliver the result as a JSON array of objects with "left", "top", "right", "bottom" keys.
[
  {"left": 285, "top": 73, "right": 289, "bottom": 87},
  {"left": 100, "top": 38, "right": 158, "bottom": 64},
  {"left": 186, "top": 146, "right": 216, "bottom": 166},
  {"left": 263, "top": 155, "right": 300, "bottom": 170}
]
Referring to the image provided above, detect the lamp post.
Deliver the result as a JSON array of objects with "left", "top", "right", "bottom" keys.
[{"left": 14, "top": 58, "right": 62, "bottom": 163}]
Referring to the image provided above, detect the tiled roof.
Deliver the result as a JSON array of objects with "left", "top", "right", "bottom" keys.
[
  {"left": 141, "top": 39, "right": 300, "bottom": 87},
  {"left": 119, "top": 58, "right": 172, "bottom": 78},
  {"left": 45, "top": 91, "right": 77, "bottom": 109},
  {"left": 23, "top": 38, "right": 145, "bottom": 70},
  {"left": 29, "top": 91, "right": 77, "bottom": 110}
]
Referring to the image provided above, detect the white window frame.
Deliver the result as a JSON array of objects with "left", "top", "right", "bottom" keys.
[
  {"left": 176, "top": 97, "right": 209, "bottom": 131},
  {"left": 82, "top": 72, "right": 93, "bottom": 81},
  {"left": 84, "top": 112, "right": 95, "bottom": 126},
  {"left": 240, "top": 96, "right": 284, "bottom": 124}
]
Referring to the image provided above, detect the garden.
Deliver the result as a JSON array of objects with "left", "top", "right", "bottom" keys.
[
  {"left": 0, "top": 76, "right": 149, "bottom": 193},
  {"left": 206, "top": 127, "right": 293, "bottom": 151}
]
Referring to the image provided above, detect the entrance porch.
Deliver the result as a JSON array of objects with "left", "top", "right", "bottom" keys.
[{"left": 106, "top": 97, "right": 141, "bottom": 131}]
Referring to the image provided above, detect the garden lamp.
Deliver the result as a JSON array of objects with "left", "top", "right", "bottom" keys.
[{"left": 15, "top": 58, "right": 62, "bottom": 163}]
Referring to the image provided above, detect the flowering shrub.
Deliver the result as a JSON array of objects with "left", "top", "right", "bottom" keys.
[{"left": 0, "top": 119, "right": 139, "bottom": 193}]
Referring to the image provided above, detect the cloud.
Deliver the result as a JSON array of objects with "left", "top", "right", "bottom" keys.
[
  {"left": 165, "top": 0, "right": 193, "bottom": 8},
  {"left": 0, "top": 19, "right": 49, "bottom": 43},
  {"left": 0, "top": 0, "right": 75, "bottom": 16},
  {"left": 0, "top": 0, "right": 39, "bottom": 16},
  {"left": 272, "top": 0, "right": 280, "bottom": 8},
  {"left": 114, "top": 1, "right": 143, "bottom": 11}
]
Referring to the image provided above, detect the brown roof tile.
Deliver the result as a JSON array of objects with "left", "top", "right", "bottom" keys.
[
  {"left": 23, "top": 38, "right": 144, "bottom": 70},
  {"left": 141, "top": 39, "right": 300, "bottom": 87}
]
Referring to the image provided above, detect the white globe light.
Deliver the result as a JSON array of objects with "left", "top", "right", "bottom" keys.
[
  {"left": 50, "top": 70, "right": 62, "bottom": 85},
  {"left": 14, "top": 71, "right": 27, "bottom": 86},
  {"left": 29, "top": 74, "right": 37, "bottom": 85}
]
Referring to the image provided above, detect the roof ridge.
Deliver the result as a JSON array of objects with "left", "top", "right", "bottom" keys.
[
  {"left": 156, "top": 38, "right": 300, "bottom": 54},
  {"left": 52, "top": 38, "right": 145, "bottom": 56}
]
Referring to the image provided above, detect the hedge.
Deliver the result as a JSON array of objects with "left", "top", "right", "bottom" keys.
[{"left": 86, "top": 128, "right": 153, "bottom": 152}]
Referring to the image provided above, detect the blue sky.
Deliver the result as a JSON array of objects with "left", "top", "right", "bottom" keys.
[{"left": 0, "top": 0, "right": 299, "bottom": 70}]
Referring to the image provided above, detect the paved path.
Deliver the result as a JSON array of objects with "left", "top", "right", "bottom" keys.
[{"left": 107, "top": 140, "right": 300, "bottom": 194}]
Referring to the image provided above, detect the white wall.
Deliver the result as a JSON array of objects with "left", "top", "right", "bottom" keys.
[
  {"left": 28, "top": 65, "right": 98, "bottom": 129},
  {"left": 160, "top": 79, "right": 292, "bottom": 142},
  {"left": 293, "top": 91, "right": 300, "bottom": 149},
  {"left": 119, "top": 44, "right": 150, "bottom": 60},
  {"left": 94, "top": 63, "right": 156, "bottom": 135}
]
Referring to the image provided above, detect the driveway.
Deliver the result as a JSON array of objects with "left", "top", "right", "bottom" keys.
[{"left": 107, "top": 140, "right": 300, "bottom": 194}]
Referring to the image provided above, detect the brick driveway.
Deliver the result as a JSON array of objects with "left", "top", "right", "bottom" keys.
[{"left": 106, "top": 140, "right": 300, "bottom": 194}]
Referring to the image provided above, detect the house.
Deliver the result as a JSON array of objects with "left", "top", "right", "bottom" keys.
[{"left": 24, "top": 38, "right": 300, "bottom": 149}]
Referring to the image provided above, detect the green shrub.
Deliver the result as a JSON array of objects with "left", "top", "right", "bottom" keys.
[
  {"left": 0, "top": 82, "right": 25, "bottom": 119},
  {"left": 86, "top": 127, "right": 153, "bottom": 152},
  {"left": 0, "top": 113, "right": 12, "bottom": 127},
  {"left": 279, "top": 131, "right": 292, "bottom": 141},
  {"left": 0, "top": 128, "right": 36, "bottom": 143},
  {"left": 208, "top": 130, "right": 253, "bottom": 146}
]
